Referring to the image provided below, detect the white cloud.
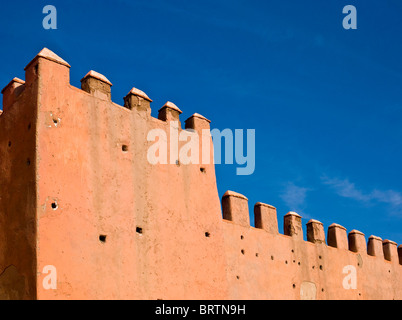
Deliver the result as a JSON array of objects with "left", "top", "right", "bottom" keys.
[
  {"left": 370, "top": 189, "right": 402, "bottom": 207},
  {"left": 280, "top": 182, "right": 309, "bottom": 213},
  {"left": 321, "top": 176, "right": 369, "bottom": 202},
  {"left": 321, "top": 175, "right": 402, "bottom": 208}
]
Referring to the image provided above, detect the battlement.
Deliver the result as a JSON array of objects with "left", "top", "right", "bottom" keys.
[
  {"left": 221, "top": 190, "right": 401, "bottom": 263},
  {"left": 219, "top": 190, "right": 402, "bottom": 299},
  {"left": 0, "top": 48, "right": 401, "bottom": 300},
  {"left": 1, "top": 48, "right": 210, "bottom": 133}
]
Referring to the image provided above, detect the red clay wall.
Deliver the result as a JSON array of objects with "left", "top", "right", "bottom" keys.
[
  {"left": 0, "top": 74, "right": 37, "bottom": 299},
  {"left": 0, "top": 49, "right": 401, "bottom": 300}
]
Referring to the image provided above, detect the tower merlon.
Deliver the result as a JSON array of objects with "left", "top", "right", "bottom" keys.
[
  {"left": 24, "top": 47, "right": 71, "bottom": 70},
  {"left": 222, "top": 191, "right": 250, "bottom": 227},
  {"left": 24, "top": 48, "right": 71, "bottom": 86},
  {"left": 254, "top": 202, "right": 278, "bottom": 234},
  {"left": 327, "top": 223, "right": 348, "bottom": 250},
  {"left": 383, "top": 240, "right": 398, "bottom": 262},
  {"left": 1, "top": 78, "right": 25, "bottom": 112},
  {"left": 284, "top": 212, "right": 303, "bottom": 240},
  {"left": 124, "top": 87, "right": 152, "bottom": 115},
  {"left": 81, "top": 70, "right": 112, "bottom": 101},
  {"left": 348, "top": 230, "right": 367, "bottom": 254},
  {"left": 306, "top": 219, "right": 325, "bottom": 244},
  {"left": 158, "top": 101, "right": 182, "bottom": 125},
  {"left": 368, "top": 235, "right": 384, "bottom": 258},
  {"left": 1, "top": 77, "right": 25, "bottom": 94},
  {"left": 185, "top": 113, "right": 211, "bottom": 132}
]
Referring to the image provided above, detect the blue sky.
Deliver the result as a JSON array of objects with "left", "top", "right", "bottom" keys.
[{"left": 1, "top": 0, "right": 402, "bottom": 243}]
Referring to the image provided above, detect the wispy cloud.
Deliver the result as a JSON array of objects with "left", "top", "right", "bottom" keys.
[
  {"left": 280, "top": 182, "right": 310, "bottom": 215},
  {"left": 370, "top": 189, "right": 402, "bottom": 207},
  {"left": 321, "top": 176, "right": 402, "bottom": 209}
]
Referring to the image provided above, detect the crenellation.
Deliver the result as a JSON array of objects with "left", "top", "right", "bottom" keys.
[
  {"left": 383, "top": 240, "right": 398, "bottom": 262},
  {"left": 124, "top": 87, "right": 152, "bottom": 115},
  {"left": 283, "top": 212, "right": 303, "bottom": 240},
  {"left": 254, "top": 202, "right": 278, "bottom": 234},
  {"left": 1, "top": 78, "right": 25, "bottom": 112},
  {"left": 222, "top": 191, "right": 249, "bottom": 227},
  {"left": 1, "top": 47, "right": 402, "bottom": 300},
  {"left": 81, "top": 70, "right": 112, "bottom": 101},
  {"left": 368, "top": 235, "right": 384, "bottom": 258},
  {"left": 327, "top": 223, "right": 348, "bottom": 250},
  {"left": 184, "top": 113, "right": 211, "bottom": 132},
  {"left": 348, "top": 230, "right": 367, "bottom": 254},
  {"left": 306, "top": 219, "right": 325, "bottom": 244},
  {"left": 158, "top": 101, "right": 182, "bottom": 126},
  {"left": 24, "top": 48, "right": 70, "bottom": 86},
  {"left": 24, "top": 47, "right": 71, "bottom": 70}
]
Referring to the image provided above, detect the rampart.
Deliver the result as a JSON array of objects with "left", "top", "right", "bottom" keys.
[{"left": 0, "top": 49, "right": 401, "bottom": 300}]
